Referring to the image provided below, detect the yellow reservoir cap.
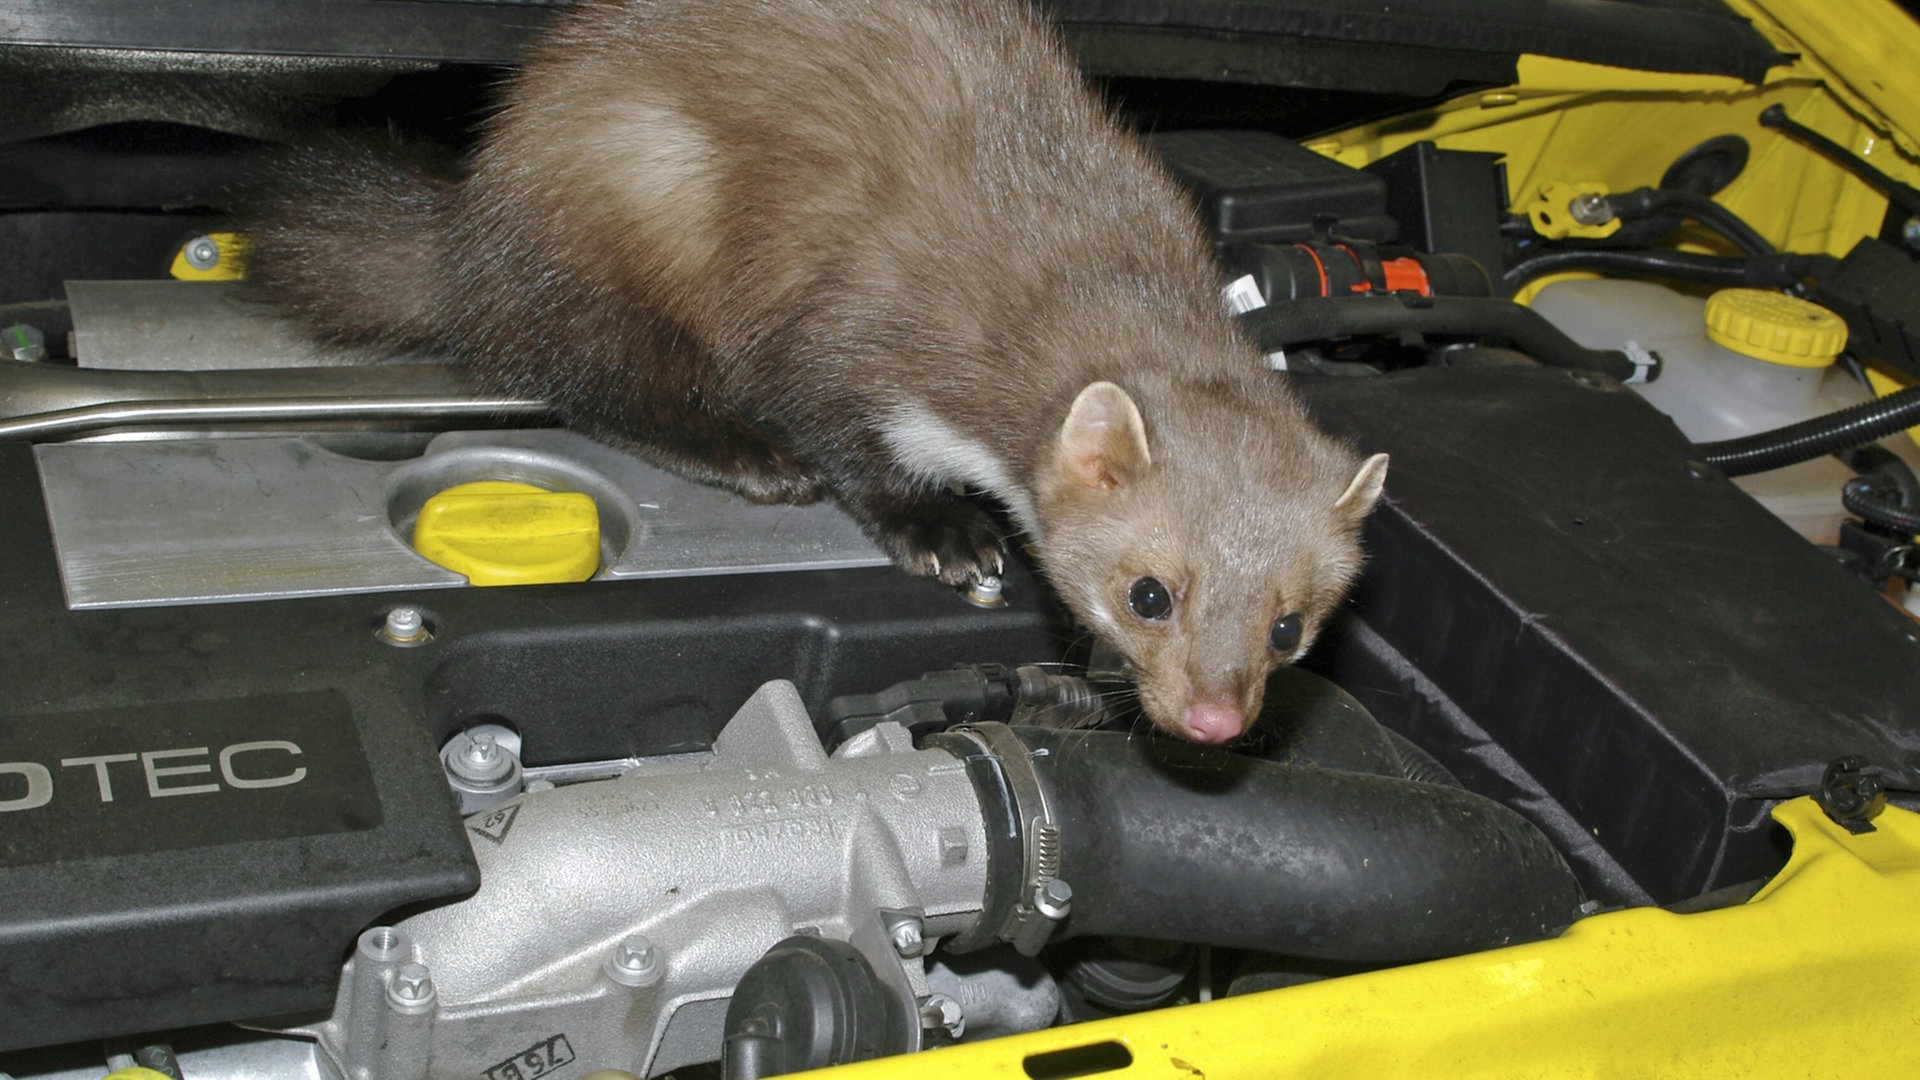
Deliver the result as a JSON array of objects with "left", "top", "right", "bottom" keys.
[
  {"left": 103, "top": 1071, "right": 177, "bottom": 1080},
  {"left": 1703, "top": 288, "right": 1847, "bottom": 368},
  {"left": 413, "top": 481, "right": 600, "bottom": 586}
]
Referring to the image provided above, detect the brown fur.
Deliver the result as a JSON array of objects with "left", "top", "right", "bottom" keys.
[{"left": 246, "top": 0, "right": 1388, "bottom": 741}]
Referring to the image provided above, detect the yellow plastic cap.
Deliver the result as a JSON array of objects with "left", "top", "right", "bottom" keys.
[
  {"left": 1704, "top": 288, "right": 1846, "bottom": 368},
  {"left": 413, "top": 481, "right": 600, "bottom": 586}
]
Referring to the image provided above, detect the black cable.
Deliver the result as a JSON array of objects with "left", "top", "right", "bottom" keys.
[
  {"left": 1576, "top": 186, "right": 1773, "bottom": 255},
  {"left": 1502, "top": 249, "right": 1839, "bottom": 292},
  {"left": 1761, "top": 104, "right": 1920, "bottom": 220},
  {"left": 1844, "top": 476, "right": 1920, "bottom": 535},
  {"left": 1648, "top": 189, "right": 1776, "bottom": 256},
  {"left": 1697, "top": 385, "right": 1920, "bottom": 476}
]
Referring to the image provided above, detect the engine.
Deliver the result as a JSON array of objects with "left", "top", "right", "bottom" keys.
[{"left": 2, "top": 2, "right": 1919, "bottom": 1078}]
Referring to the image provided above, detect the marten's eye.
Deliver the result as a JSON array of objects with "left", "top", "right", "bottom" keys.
[
  {"left": 1270, "top": 612, "right": 1303, "bottom": 652},
  {"left": 1126, "top": 577, "right": 1173, "bottom": 620}
]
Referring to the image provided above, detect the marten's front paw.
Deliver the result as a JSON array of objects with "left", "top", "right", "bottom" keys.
[{"left": 875, "top": 497, "right": 1006, "bottom": 587}]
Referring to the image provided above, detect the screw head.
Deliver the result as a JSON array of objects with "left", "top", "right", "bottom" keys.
[
  {"left": 606, "top": 934, "right": 664, "bottom": 987},
  {"left": 963, "top": 574, "right": 1006, "bottom": 608},
  {"left": 386, "top": 962, "right": 437, "bottom": 1013},
  {"left": 1904, "top": 217, "right": 1920, "bottom": 250},
  {"left": 444, "top": 728, "right": 517, "bottom": 785},
  {"left": 890, "top": 919, "right": 925, "bottom": 958},
  {"left": 185, "top": 236, "right": 221, "bottom": 270},
  {"left": 379, "top": 606, "right": 430, "bottom": 645},
  {"left": 918, "top": 993, "right": 966, "bottom": 1040}
]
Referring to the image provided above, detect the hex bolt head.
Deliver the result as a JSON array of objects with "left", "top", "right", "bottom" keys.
[
  {"left": 606, "top": 934, "right": 665, "bottom": 988},
  {"left": 2, "top": 323, "right": 46, "bottom": 363},
  {"left": 386, "top": 962, "right": 437, "bottom": 1015},
  {"left": 918, "top": 993, "right": 966, "bottom": 1040},
  {"left": 890, "top": 919, "right": 925, "bottom": 958},
  {"left": 1033, "top": 877, "right": 1073, "bottom": 921},
  {"left": 379, "top": 606, "right": 430, "bottom": 646}
]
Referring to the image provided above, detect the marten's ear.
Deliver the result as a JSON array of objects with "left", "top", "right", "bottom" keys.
[
  {"left": 1054, "top": 381, "right": 1152, "bottom": 491},
  {"left": 1333, "top": 453, "right": 1389, "bottom": 520}
]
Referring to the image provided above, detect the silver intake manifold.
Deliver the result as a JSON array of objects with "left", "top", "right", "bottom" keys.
[{"left": 292, "top": 680, "right": 990, "bottom": 1079}]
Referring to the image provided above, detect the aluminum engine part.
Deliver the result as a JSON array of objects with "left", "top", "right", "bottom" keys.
[
  {"left": 290, "top": 680, "right": 988, "bottom": 1079},
  {"left": 925, "top": 950, "right": 1060, "bottom": 1041},
  {"left": 33, "top": 427, "right": 888, "bottom": 609}
]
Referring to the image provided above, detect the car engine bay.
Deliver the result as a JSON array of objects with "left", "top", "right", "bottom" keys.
[{"left": 2, "top": 1, "right": 1919, "bottom": 1078}]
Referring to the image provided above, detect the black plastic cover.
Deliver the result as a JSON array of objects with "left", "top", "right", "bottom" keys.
[
  {"left": 1295, "top": 365, "right": 1920, "bottom": 904},
  {"left": 1150, "top": 130, "right": 1396, "bottom": 243},
  {"left": 1052, "top": 0, "right": 1783, "bottom": 84}
]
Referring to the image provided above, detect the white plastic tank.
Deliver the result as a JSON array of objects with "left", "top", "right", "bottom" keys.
[{"left": 1530, "top": 278, "right": 1912, "bottom": 545}]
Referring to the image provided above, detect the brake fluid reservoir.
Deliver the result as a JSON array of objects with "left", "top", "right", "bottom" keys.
[{"left": 1532, "top": 279, "right": 1886, "bottom": 545}]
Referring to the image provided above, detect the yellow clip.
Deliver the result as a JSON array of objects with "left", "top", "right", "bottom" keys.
[
  {"left": 168, "top": 231, "right": 249, "bottom": 281},
  {"left": 412, "top": 481, "right": 601, "bottom": 586},
  {"left": 1525, "top": 181, "right": 1621, "bottom": 240},
  {"left": 102, "top": 1070, "right": 176, "bottom": 1080}
]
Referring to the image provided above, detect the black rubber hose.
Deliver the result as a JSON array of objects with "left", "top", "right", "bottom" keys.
[
  {"left": 1006, "top": 726, "right": 1586, "bottom": 963},
  {"left": 1696, "top": 385, "right": 1920, "bottom": 476},
  {"left": 1502, "top": 249, "right": 1839, "bottom": 293},
  {"left": 1844, "top": 476, "right": 1920, "bottom": 534},
  {"left": 1239, "top": 295, "right": 1654, "bottom": 384},
  {"left": 1608, "top": 187, "right": 1776, "bottom": 255},
  {"left": 1252, "top": 666, "right": 1460, "bottom": 787},
  {"left": 1842, "top": 445, "right": 1920, "bottom": 511},
  {"left": 1384, "top": 728, "right": 1461, "bottom": 788}
]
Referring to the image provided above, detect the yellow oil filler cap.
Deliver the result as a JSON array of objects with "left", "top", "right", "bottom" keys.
[
  {"left": 413, "top": 481, "right": 600, "bottom": 586},
  {"left": 1704, "top": 288, "right": 1846, "bottom": 368}
]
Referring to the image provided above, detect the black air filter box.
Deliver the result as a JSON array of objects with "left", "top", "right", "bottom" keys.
[{"left": 1150, "top": 129, "right": 1396, "bottom": 244}]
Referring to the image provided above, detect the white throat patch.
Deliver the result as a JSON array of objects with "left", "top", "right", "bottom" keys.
[{"left": 879, "top": 404, "right": 1039, "bottom": 538}]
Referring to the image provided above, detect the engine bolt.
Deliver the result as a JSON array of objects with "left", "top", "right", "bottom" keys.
[
  {"left": 963, "top": 574, "right": 1006, "bottom": 608},
  {"left": 1568, "top": 192, "right": 1614, "bottom": 226},
  {"left": 446, "top": 730, "right": 512, "bottom": 784},
  {"left": 606, "top": 934, "right": 665, "bottom": 987},
  {"left": 379, "top": 606, "right": 430, "bottom": 646},
  {"left": 1034, "top": 877, "right": 1073, "bottom": 919},
  {"left": 386, "top": 962, "right": 437, "bottom": 1014},
  {"left": 184, "top": 235, "right": 221, "bottom": 270},
  {"left": 891, "top": 919, "right": 925, "bottom": 958},
  {"left": 918, "top": 993, "right": 966, "bottom": 1040},
  {"left": 2, "top": 323, "right": 46, "bottom": 363}
]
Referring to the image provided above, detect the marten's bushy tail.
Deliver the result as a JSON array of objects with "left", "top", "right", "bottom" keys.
[{"left": 238, "top": 137, "right": 460, "bottom": 356}]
